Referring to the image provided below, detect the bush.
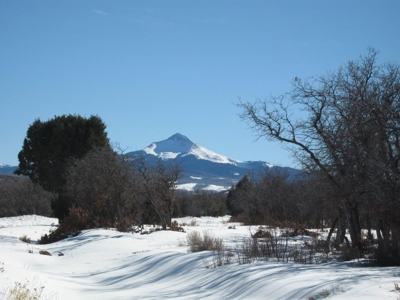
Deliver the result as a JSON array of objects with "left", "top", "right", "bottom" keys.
[
  {"left": 19, "top": 235, "right": 31, "bottom": 244},
  {"left": 39, "top": 250, "right": 52, "bottom": 256},
  {"left": 186, "top": 230, "right": 223, "bottom": 252},
  {"left": 203, "top": 248, "right": 234, "bottom": 269},
  {"left": 38, "top": 206, "right": 88, "bottom": 244},
  {"left": 251, "top": 226, "right": 272, "bottom": 238},
  {"left": 236, "top": 229, "right": 328, "bottom": 265},
  {"left": 170, "top": 221, "right": 185, "bottom": 232}
]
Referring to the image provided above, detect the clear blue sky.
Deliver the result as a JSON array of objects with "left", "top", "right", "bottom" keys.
[{"left": 1, "top": 1, "right": 399, "bottom": 167}]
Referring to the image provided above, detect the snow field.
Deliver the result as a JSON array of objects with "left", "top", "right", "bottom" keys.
[{"left": 0, "top": 215, "right": 399, "bottom": 299}]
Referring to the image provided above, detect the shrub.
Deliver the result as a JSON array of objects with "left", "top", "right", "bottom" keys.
[
  {"left": 38, "top": 206, "right": 87, "bottom": 244},
  {"left": 170, "top": 221, "right": 185, "bottom": 232},
  {"left": 39, "top": 250, "right": 52, "bottom": 256},
  {"left": 251, "top": 226, "right": 272, "bottom": 238},
  {"left": 19, "top": 235, "right": 31, "bottom": 244},
  {"left": 237, "top": 229, "right": 328, "bottom": 264},
  {"left": 39, "top": 227, "right": 80, "bottom": 245},
  {"left": 186, "top": 230, "right": 223, "bottom": 252},
  {"left": 203, "top": 248, "right": 234, "bottom": 268}
]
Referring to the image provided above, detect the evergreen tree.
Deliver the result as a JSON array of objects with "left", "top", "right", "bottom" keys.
[{"left": 15, "top": 114, "right": 110, "bottom": 220}]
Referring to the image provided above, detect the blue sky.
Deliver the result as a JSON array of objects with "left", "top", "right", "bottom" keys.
[{"left": 1, "top": 1, "right": 399, "bottom": 167}]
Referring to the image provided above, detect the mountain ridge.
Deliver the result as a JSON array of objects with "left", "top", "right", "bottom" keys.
[{"left": 127, "top": 133, "right": 298, "bottom": 191}]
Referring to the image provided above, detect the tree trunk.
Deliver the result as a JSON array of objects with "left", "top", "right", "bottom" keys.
[{"left": 326, "top": 216, "right": 338, "bottom": 244}]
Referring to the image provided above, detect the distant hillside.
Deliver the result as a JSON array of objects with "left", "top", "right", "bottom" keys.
[{"left": 0, "top": 164, "right": 17, "bottom": 175}]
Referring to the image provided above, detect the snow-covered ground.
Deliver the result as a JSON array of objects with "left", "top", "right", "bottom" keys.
[{"left": 0, "top": 215, "right": 399, "bottom": 299}]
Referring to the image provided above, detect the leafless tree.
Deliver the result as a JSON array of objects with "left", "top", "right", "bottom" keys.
[
  {"left": 0, "top": 175, "right": 54, "bottom": 217},
  {"left": 133, "top": 156, "right": 183, "bottom": 230},
  {"left": 64, "top": 146, "right": 139, "bottom": 230},
  {"left": 239, "top": 48, "right": 400, "bottom": 260}
]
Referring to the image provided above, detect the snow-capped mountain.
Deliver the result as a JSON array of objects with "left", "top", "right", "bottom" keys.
[
  {"left": 127, "top": 133, "right": 299, "bottom": 192},
  {"left": 143, "top": 133, "right": 245, "bottom": 165}
]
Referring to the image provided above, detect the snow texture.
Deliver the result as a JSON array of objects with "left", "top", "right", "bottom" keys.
[{"left": 1, "top": 215, "right": 399, "bottom": 300}]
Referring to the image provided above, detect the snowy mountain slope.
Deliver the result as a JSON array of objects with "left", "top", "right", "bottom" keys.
[
  {"left": 127, "top": 133, "right": 300, "bottom": 191},
  {"left": 142, "top": 133, "right": 240, "bottom": 165}
]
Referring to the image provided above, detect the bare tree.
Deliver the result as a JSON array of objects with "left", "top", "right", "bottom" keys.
[
  {"left": 133, "top": 156, "right": 183, "bottom": 230},
  {"left": 64, "top": 146, "right": 139, "bottom": 230},
  {"left": 239, "top": 49, "right": 400, "bottom": 260},
  {"left": 0, "top": 175, "right": 54, "bottom": 217}
]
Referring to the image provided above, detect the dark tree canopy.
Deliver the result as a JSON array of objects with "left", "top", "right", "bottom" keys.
[{"left": 15, "top": 114, "right": 110, "bottom": 220}]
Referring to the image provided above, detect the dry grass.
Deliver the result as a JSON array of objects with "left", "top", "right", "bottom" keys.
[
  {"left": 306, "top": 285, "right": 350, "bottom": 299},
  {"left": 2, "top": 277, "right": 57, "bottom": 300}
]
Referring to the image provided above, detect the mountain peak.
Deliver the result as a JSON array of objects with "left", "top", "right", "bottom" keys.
[
  {"left": 167, "top": 133, "right": 193, "bottom": 144},
  {"left": 142, "top": 133, "right": 195, "bottom": 159}
]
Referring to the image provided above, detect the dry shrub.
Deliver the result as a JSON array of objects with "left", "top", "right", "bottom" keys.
[
  {"left": 307, "top": 285, "right": 350, "bottom": 299},
  {"left": 19, "top": 235, "right": 31, "bottom": 244},
  {"left": 2, "top": 277, "right": 57, "bottom": 300},
  {"left": 38, "top": 206, "right": 87, "bottom": 244},
  {"left": 276, "top": 221, "right": 319, "bottom": 238},
  {"left": 203, "top": 248, "right": 234, "bottom": 268},
  {"left": 237, "top": 230, "right": 328, "bottom": 264},
  {"left": 170, "top": 221, "right": 185, "bottom": 232},
  {"left": 39, "top": 250, "right": 52, "bottom": 256},
  {"left": 236, "top": 237, "right": 261, "bottom": 264},
  {"left": 186, "top": 230, "right": 223, "bottom": 252},
  {"left": 251, "top": 226, "right": 272, "bottom": 238}
]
